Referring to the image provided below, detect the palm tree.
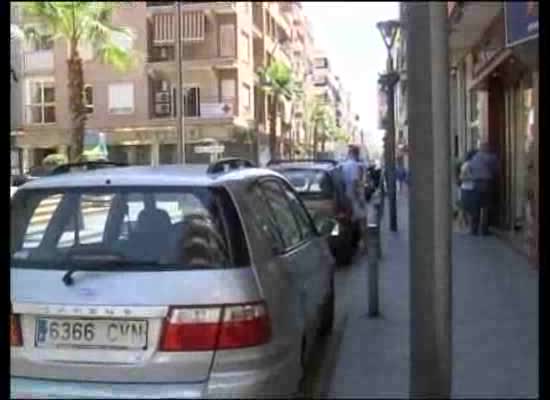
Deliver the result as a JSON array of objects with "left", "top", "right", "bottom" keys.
[
  {"left": 257, "top": 60, "right": 301, "bottom": 160},
  {"left": 21, "top": 2, "right": 136, "bottom": 161}
]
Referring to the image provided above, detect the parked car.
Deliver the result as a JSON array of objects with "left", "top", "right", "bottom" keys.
[
  {"left": 10, "top": 158, "right": 335, "bottom": 398},
  {"left": 268, "top": 159, "right": 360, "bottom": 265}
]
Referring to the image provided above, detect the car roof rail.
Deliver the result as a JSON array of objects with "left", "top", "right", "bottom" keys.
[
  {"left": 207, "top": 158, "right": 256, "bottom": 174},
  {"left": 51, "top": 161, "right": 128, "bottom": 175},
  {"left": 267, "top": 159, "right": 338, "bottom": 166}
]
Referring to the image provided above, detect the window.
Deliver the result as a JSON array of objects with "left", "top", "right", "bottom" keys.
[
  {"left": 241, "top": 31, "right": 250, "bottom": 62},
  {"left": 84, "top": 85, "right": 94, "bottom": 113},
  {"left": 58, "top": 194, "right": 114, "bottom": 248},
  {"left": 248, "top": 185, "right": 284, "bottom": 251},
  {"left": 242, "top": 83, "right": 251, "bottom": 112},
  {"left": 183, "top": 86, "right": 200, "bottom": 117},
  {"left": 108, "top": 83, "right": 134, "bottom": 114},
  {"left": 260, "top": 180, "right": 302, "bottom": 249},
  {"left": 26, "top": 78, "right": 56, "bottom": 124},
  {"left": 11, "top": 187, "right": 238, "bottom": 270},
  {"left": 469, "top": 90, "right": 479, "bottom": 122},
  {"left": 112, "top": 29, "right": 134, "bottom": 51},
  {"left": 219, "top": 24, "right": 236, "bottom": 57},
  {"left": 280, "top": 183, "right": 315, "bottom": 240},
  {"left": 26, "top": 32, "right": 53, "bottom": 52}
]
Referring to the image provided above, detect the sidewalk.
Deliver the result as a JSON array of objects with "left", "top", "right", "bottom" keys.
[{"left": 328, "top": 191, "right": 538, "bottom": 398}]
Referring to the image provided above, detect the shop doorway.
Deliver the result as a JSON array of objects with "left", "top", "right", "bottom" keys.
[{"left": 487, "top": 75, "right": 507, "bottom": 229}]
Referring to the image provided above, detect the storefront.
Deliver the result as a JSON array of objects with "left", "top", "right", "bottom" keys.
[
  {"left": 504, "top": 1, "right": 538, "bottom": 266},
  {"left": 465, "top": 5, "right": 538, "bottom": 265}
]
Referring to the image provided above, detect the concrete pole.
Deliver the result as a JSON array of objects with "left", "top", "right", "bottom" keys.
[
  {"left": 175, "top": 1, "right": 186, "bottom": 164},
  {"left": 386, "top": 76, "right": 398, "bottom": 231},
  {"left": 406, "top": 2, "right": 452, "bottom": 398}
]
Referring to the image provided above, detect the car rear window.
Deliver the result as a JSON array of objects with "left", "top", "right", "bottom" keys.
[
  {"left": 10, "top": 186, "right": 249, "bottom": 271},
  {"left": 280, "top": 169, "right": 334, "bottom": 197}
]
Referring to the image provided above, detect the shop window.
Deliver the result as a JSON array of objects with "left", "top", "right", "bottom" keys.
[{"left": 160, "top": 144, "right": 177, "bottom": 164}]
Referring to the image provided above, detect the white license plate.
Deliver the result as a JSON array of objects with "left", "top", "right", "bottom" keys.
[{"left": 35, "top": 318, "right": 148, "bottom": 350}]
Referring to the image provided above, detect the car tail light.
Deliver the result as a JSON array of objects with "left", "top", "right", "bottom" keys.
[
  {"left": 160, "top": 302, "right": 271, "bottom": 352},
  {"left": 10, "top": 313, "right": 22, "bottom": 347},
  {"left": 217, "top": 303, "right": 271, "bottom": 349}
]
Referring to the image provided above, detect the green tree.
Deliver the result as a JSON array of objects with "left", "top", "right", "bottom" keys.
[
  {"left": 306, "top": 97, "right": 337, "bottom": 156},
  {"left": 257, "top": 60, "right": 301, "bottom": 160},
  {"left": 21, "top": 2, "right": 136, "bottom": 161}
]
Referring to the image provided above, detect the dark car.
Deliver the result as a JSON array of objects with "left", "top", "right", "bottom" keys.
[{"left": 268, "top": 159, "right": 360, "bottom": 265}]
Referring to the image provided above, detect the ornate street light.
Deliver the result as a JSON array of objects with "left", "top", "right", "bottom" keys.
[{"left": 376, "top": 19, "right": 401, "bottom": 232}]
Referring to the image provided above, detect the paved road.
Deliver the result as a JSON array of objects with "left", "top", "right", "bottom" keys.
[{"left": 310, "top": 192, "right": 538, "bottom": 398}]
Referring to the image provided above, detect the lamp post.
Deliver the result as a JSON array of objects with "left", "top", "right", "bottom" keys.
[
  {"left": 175, "top": 1, "right": 185, "bottom": 164},
  {"left": 376, "top": 19, "right": 400, "bottom": 232}
]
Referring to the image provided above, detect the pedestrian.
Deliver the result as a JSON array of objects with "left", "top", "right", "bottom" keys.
[
  {"left": 340, "top": 145, "right": 367, "bottom": 253},
  {"left": 396, "top": 165, "right": 404, "bottom": 193},
  {"left": 457, "top": 149, "right": 478, "bottom": 233},
  {"left": 468, "top": 142, "right": 498, "bottom": 235}
]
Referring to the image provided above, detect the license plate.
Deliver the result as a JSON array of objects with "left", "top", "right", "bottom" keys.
[{"left": 35, "top": 318, "right": 148, "bottom": 350}]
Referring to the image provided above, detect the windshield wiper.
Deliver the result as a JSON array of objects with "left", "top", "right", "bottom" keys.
[{"left": 61, "top": 258, "right": 173, "bottom": 286}]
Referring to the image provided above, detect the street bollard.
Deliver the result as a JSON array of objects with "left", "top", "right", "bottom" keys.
[
  {"left": 373, "top": 190, "right": 383, "bottom": 258},
  {"left": 367, "top": 204, "right": 380, "bottom": 318}
]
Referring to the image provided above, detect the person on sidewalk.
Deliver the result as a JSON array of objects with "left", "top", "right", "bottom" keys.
[
  {"left": 469, "top": 142, "right": 498, "bottom": 235},
  {"left": 340, "top": 145, "right": 367, "bottom": 252},
  {"left": 457, "top": 149, "right": 478, "bottom": 233}
]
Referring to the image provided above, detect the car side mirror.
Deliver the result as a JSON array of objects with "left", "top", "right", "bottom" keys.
[{"left": 315, "top": 216, "right": 338, "bottom": 237}]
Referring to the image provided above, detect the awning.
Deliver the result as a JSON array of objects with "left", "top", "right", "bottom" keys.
[{"left": 469, "top": 48, "right": 514, "bottom": 91}]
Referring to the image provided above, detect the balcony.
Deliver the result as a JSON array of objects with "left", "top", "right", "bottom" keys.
[
  {"left": 23, "top": 50, "right": 54, "bottom": 73},
  {"left": 151, "top": 96, "right": 237, "bottom": 121},
  {"left": 147, "top": 2, "right": 236, "bottom": 15}
]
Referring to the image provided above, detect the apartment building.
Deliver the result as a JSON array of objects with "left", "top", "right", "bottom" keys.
[
  {"left": 279, "top": 1, "right": 315, "bottom": 156},
  {"left": 13, "top": 1, "right": 294, "bottom": 167},
  {"left": 448, "top": 1, "right": 539, "bottom": 265},
  {"left": 11, "top": 3, "right": 24, "bottom": 175},
  {"left": 312, "top": 51, "right": 343, "bottom": 153}
]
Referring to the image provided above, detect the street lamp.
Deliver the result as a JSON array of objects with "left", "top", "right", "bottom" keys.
[
  {"left": 174, "top": 1, "right": 185, "bottom": 164},
  {"left": 376, "top": 19, "right": 400, "bottom": 232}
]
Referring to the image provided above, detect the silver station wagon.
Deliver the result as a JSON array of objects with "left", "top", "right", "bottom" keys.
[{"left": 10, "top": 159, "right": 336, "bottom": 399}]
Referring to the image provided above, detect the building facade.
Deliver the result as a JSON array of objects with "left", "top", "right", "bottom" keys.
[
  {"left": 448, "top": 1, "right": 538, "bottom": 266},
  {"left": 13, "top": 1, "right": 297, "bottom": 167}
]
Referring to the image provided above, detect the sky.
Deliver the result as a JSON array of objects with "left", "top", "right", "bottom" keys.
[{"left": 302, "top": 2, "right": 399, "bottom": 150}]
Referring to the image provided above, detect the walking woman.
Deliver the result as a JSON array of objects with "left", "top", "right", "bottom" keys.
[{"left": 459, "top": 150, "right": 478, "bottom": 232}]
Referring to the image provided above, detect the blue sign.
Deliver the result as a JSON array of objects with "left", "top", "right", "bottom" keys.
[{"left": 505, "top": 1, "right": 538, "bottom": 47}]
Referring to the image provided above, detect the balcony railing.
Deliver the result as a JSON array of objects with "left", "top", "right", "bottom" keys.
[
  {"left": 23, "top": 50, "right": 54, "bottom": 72},
  {"left": 151, "top": 96, "right": 237, "bottom": 119}
]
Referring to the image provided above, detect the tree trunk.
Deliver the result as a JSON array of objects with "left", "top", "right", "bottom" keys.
[
  {"left": 67, "top": 45, "right": 86, "bottom": 162},
  {"left": 312, "top": 121, "right": 319, "bottom": 158},
  {"left": 321, "top": 136, "right": 326, "bottom": 153},
  {"left": 269, "top": 95, "right": 278, "bottom": 160}
]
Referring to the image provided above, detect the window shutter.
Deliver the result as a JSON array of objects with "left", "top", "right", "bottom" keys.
[
  {"left": 219, "top": 24, "right": 236, "bottom": 57},
  {"left": 109, "top": 83, "right": 134, "bottom": 114}
]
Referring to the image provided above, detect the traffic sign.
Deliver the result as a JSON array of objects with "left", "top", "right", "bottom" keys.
[{"left": 194, "top": 145, "right": 225, "bottom": 154}]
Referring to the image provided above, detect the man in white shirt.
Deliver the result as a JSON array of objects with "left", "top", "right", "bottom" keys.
[{"left": 340, "top": 145, "right": 367, "bottom": 251}]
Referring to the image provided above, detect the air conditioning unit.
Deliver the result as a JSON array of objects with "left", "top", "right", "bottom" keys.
[
  {"left": 155, "top": 92, "right": 170, "bottom": 103},
  {"left": 155, "top": 103, "right": 171, "bottom": 115}
]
